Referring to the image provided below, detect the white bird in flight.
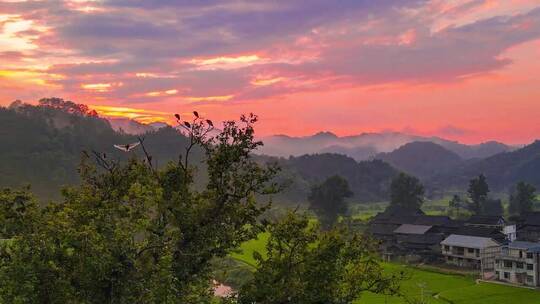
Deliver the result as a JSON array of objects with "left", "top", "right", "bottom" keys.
[{"left": 114, "top": 142, "right": 140, "bottom": 152}]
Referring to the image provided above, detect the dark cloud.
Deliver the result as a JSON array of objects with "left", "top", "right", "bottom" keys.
[{"left": 5, "top": 0, "right": 539, "bottom": 104}]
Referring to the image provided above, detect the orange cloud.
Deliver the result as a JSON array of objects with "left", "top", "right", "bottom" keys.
[
  {"left": 185, "top": 95, "right": 234, "bottom": 102},
  {"left": 81, "top": 83, "right": 122, "bottom": 92},
  {"left": 90, "top": 105, "right": 172, "bottom": 124},
  {"left": 188, "top": 55, "right": 264, "bottom": 70}
]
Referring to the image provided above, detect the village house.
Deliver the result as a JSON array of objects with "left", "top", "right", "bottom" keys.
[
  {"left": 368, "top": 206, "right": 461, "bottom": 260},
  {"left": 440, "top": 234, "right": 501, "bottom": 277},
  {"left": 516, "top": 212, "right": 540, "bottom": 242},
  {"left": 495, "top": 241, "right": 540, "bottom": 287},
  {"left": 465, "top": 215, "right": 516, "bottom": 241}
]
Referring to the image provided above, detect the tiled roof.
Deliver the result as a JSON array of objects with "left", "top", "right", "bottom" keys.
[
  {"left": 507, "top": 241, "right": 540, "bottom": 252},
  {"left": 441, "top": 234, "right": 500, "bottom": 249},
  {"left": 394, "top": 224, "right": 433, "bottom": 235},
  {"left": 466, "top": 215, "right": 505, "bottom": 226}
]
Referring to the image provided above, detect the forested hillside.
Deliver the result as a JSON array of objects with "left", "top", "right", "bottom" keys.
[
  {"left": 431, "top": 140, "right": 540, "bottom": 192},
  {"left": 275, "top": 154, "right": 400, "bottom": 203},
  {"left": 0, "top": 100, "right": 195, "bottom": 200},
  {"left": 375, "top": 141, "right": 463, "bottom": 179}
]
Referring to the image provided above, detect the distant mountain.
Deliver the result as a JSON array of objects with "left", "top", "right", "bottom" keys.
[
  {"left": 108, "top": 118, "right": 168, "bottom": 134},
  {"left": 258, "top": 132, "right": 513, "bottom": 161},
  {"left": 375, "top": 142, "right": 463, "bottom": 179},
  {"left": 432, "top": 140, "right": 513, "bottom": 160},
  {"left": 431, "top": 141, "right": 540, "bottom": 191}
]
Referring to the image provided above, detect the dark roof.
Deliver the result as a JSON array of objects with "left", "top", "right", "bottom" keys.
[
  {"left": 507, "top": 241, "right": 540, "bottom": 252},
  {"left": 455, "top": 226, "right": 506, "bottom": 242},
  {"left": 396, "top": 233, "right": 443, "bottom": 245},
  {"left": 394, "top": 224, "right": 433, "bottom": 235},
  {"left": 413, "top": 215, "right": 456, "bottom": 226},
  {"left": 369, "top": 223, "right": 400, "bottom": 236},
  {"left": 466, "top": 215, "right": 505, "bottom": 226},
  {"left": 523, "top": 212, "right": 540, "bottom": 226}
]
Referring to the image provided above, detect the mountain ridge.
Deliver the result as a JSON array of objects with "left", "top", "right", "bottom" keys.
[{"left": 258, "top": 131, "right": 514, "bottom": 161}]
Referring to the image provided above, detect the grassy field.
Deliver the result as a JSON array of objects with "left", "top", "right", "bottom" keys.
[{"left": 230, "top": 232, "right": 540, "bottom": 304}]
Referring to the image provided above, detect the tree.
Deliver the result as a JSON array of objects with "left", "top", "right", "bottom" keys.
[
  {"left": 389, "top": 172, "right": 425, "bottom": 210},
  {"left": 0, "top": 113, "right": 279, "bottom": 303},
  {"left": 467, "top": 174, "right": 490, "bottom": 215},
  {"left": 509, "top": 182, "right": 537, "bottom": 216},
  {"left": 448, "top": 195, "right": 462, "bottom": 217},
  {"left": 237, "top": 212, "right": 403, "bottom": 304},
  {"left": 308, "top": 175, "right": 353, "bottom": 229}
]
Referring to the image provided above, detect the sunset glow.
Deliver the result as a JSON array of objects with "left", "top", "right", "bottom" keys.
[{"left": 1, "top": 0, "right": 540, "bottom": 144}]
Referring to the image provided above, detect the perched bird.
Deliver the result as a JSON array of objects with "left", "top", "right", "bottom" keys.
[
  {"left": 193, "top": 111, "right": 199, "bottom": 118},
  {"left": 114, "top": 142, "right": 140, "bottom": 152},
  {"left": 206, "top": 119, "right": 213, "bottom": 127},
  {"left": 174, "top": 113, "right": 180, "bottom": 121}
]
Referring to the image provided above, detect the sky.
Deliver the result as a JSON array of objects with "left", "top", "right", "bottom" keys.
[{"left": 1, "top": 0, "right": 540, "bottom": 144}]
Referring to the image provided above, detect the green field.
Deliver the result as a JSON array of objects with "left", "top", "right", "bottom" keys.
[{"left": 230, "top": 232, "right": 540, "bottom": 304}]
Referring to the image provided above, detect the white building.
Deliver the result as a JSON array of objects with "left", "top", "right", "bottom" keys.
[
  {"left": 441, "top": 234, "right": 501, "bottom": 277},
  {"left": 495, "top": 241, "right": 540, "bottom": 287}
]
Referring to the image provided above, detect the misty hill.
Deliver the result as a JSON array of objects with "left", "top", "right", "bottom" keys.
[
  {"left": 259, "top": 132, "right": 512, "bottom": 161},
  {"left": 274, "top": 153, "right": 400, "bottom": 203},
  {"left": 431, "top": 140, "right": 540, "bottom": 192},
  {"left": 108, "top": 118, "right": 167, "bottom": 134},
  {"left": 375, "top": 142, "right": 463, "bottom": 179}
]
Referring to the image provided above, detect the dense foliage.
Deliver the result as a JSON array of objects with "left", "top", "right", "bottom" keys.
[
  {"left": 308, "top": 175, "right": 353, "bottom": 229},
  {"left": 281, "top": 154, "right": 399, "bottom": 203},
  {"left": 467, "top": 174, "right": 490, "bottom": 215},
  {"left": 509, "top": 182, "right": 537, "bottom": 216},
  {"left": 237, "top": 213, "right": 403, "bottom": 304},
  {"left": 389, "top": 172, "right": 425, "bottom": 210},
  {"left": 0, "top": 113, "right": 279, "bottom": 303}
]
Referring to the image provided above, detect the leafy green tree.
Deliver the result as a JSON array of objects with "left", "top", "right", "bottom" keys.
[
  {"left": 0, "top": 113, "right": 279, "bottom": 303},
  {"left": 467, "top": 174, "right": 490, "bottom": 215},
  {"left": 308, "top": 175, "right": 353, "bottom": 229},
  {"left": 237, "top": 212, "right": 403, "bottom": 304},
  {"left": 509, "top": 182, "right": 537, "bottom": 216},
  {"left": 389, "top": 172, "right": 425, "bottom": 210}
]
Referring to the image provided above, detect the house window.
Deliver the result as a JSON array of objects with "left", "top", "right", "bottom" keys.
[
  {"left": 519, "top": 251, "right": 523, "bottom": 258},
  {"left": 448, "top": 256, "right": 454, "bottom": 261},
  {"left": 527, "top": 276, "right": 534, "bottom": 283},
  {"left": 504, "top": 260, "right": 513, "bottom": 268},
  {"left": 504, "top": 272, "right": 510, "bottom": 279},
  {"left": 475, "top": 249, "right": 480, "bottom": 257},
  {"left": 457, "top": 247, "right": 464, "bottom": 255},
  {"left": 517, "top": 262, "right": 524, "bottom": 269},
  {"left": 444, "top": 245, "right": 450, "bottom": 251},
  {"left": 496, "top": 271, "right": 500, "bottom": 277},
  {"left": 527, "top": 264, "right": 534, "bottom": 270},
  {"left": 468, "top": 248, "right": 475, "bottom": 253},
  {"left": 527, "top": 252, "right": 533, "bottom": 259}
]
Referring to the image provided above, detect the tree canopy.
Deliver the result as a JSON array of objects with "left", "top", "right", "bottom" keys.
[
  {"left": 308, "top": 175, "right": 353, "bottom": 229},
  {"left": 467, "top": 174, "right": 490, "bottom": 215},
  {"left": 509, "top": 182, "right": 537, "bottom": 216},
  {"left": 389, "top": 172, "right": 425, "bottom": 210},
  {"left": 237, "top": 212, "right": 403, "bottom": 304}
]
